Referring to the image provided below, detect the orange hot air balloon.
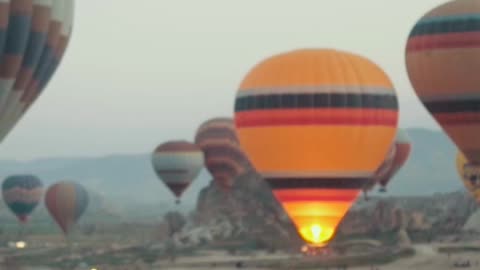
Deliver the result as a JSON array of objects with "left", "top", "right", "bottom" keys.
[
  {"left": 45, "top": 181, "right": 89, "bottom": 236},
  {"left": 234, "top": 49, "right": 398, "bottom": 246},
  {"left": 457, "top": 150, "right": 480, "bottom": 203},
  {"left": 195, "top": 118, "right": 251, "bottom": 191},
  {"left": 405, "top": 0, "right": 480, "bottom": 166}
]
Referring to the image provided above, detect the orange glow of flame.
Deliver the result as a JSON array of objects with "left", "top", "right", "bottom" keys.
[{"left": 298, "top": 224, "right": 334, "bottom": 246}]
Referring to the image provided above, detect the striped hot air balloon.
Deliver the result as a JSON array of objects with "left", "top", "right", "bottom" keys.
[
  {"left": 406, "top": 0, "right": 480, "bottom": 164},
  {"left": 0, "top": 0, "right": 75, "bottom": 141},
  {"left": 363, "top": 145, "right": 396, "bottom": 198},
  {"left": 195, "top": 118, "right": 251, "bottom": 191},
  {"left": 2, "top": 175, "right": 43, "bottom": 223},
  {"left": 378, "top": 129, "right": 412, "bottom": 191},
  {"left": 45, "top": 181, "right": 88, "bottom": 235},
  {"left": 234, "top": 49, "right": 398, "bottom": 246},
  {"left": 457, "top": 150, "right": 480, "bottom": 203},
  {"left": 151, "top": 140, "right": 204, "bottom": 204}
]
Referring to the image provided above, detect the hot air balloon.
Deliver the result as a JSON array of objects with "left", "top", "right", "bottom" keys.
[
  {"left": 234, "top": 49, "right": 398, "bottom": 246},
  {"left": 0, "top": 0, "right": 75, "bottom": 141},
  {"left": 457, "top": 150, "right": 480, "bottom": 203},
  {"left": 405, "top": 0, "right": 480, "bottom": 170},
  {"left": 195, "top": 118, "right": 250, "bottom": 191},
  {"left": 378, "top": 129, "right": 412, "bottom": 191},
  {"left": 363, "top": 145, "right": 396, "bottom": 200},
  {"left": 45, "top": 181, "right": 88, "bottom": 235},
  {"left": 152, "top": 140, "right": 204, "bottom": 204},
  {"left": 2, "top": 175, "right": 43, "bottom": 224}
]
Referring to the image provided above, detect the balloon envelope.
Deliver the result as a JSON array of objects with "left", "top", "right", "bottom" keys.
[
  {"left": 378, "top": 129, "right": 412, "bottom": 189},
  {"left": 195, "top": 117, "right": 250, "bottom": 190},
  {"left": 234, "top": 49, "right": 398, "bottom": 246},
  {"left": 405, "top": 0, "right": 480, "bottom": 163},
  {"left": 457, "top": 151, "right": 480, "bottom": 203},
  {"left": 2, "top": 175, "right": 43, "bottom": 223},
  {"left": 0, "top": 0, "right": 75, "bottom": 141},
  {"left": 364, "top": 145, "right": 396, "bottom": 193},
  {"left": 45, "top": 181, "right": 88, "bottom": 235},
  {"left": 151, "top": 140, "right": 204, "bottom": 201}
]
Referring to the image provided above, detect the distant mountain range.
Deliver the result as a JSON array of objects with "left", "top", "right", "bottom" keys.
[{"left": 0, "top": 128, "right": 465, "bottom": 214}]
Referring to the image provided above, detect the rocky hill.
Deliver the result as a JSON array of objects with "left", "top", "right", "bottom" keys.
[
  {"left": 338, "top": 191, "right": 478, "bottom": 240},
  {"left": 187, "top": 171, "right": 301, "bottom": 250}
]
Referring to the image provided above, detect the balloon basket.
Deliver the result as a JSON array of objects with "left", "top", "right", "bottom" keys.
[
  {"left": 300, "top": 244, "right": 331, "bottom": 256},
  {"left": 379, "top": 187, "right": 387, "bottom": 193}
]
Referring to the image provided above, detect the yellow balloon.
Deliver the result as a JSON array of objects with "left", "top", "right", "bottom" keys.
[{"left": 456, "top": 151, "right": 480, "bottom": 203}]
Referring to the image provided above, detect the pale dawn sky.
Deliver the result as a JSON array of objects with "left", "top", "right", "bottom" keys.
[{"left": 0, "top": 0, "right": 448, "bottom": 160}]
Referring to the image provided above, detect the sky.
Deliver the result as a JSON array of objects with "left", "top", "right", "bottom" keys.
[{"left": 0, "top": 0, "right": 449, "bottom": 160}]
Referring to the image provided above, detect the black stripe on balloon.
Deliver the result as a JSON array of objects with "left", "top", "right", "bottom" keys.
[
  {"left": 234, "top": 93, "right": 397, "bottom": 112},
  {"left": 204, "top": 145, "right": 245, "bottom": 162},
  {"left": 409, "top": 17, "right": 480, "bottom": 37},
  {"left": 425, "top": 99, "right": 480, "bottom": 113},
  {"left": 207, "top": 162, "right": 239, "bottom": 174},
  {"left": 266, "top": 177, "right": 369, "bottom": 189}
]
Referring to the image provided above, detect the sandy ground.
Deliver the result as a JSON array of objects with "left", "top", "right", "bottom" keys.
[
  {"left": 154, "top": 250, "right": 294, "bottom": 269},
  {"left": 350, "top": 245, "right": 479, "bottom": 270},
  {"left": 154, "top": 245, "right": 480, "bottom": 270},
  {"left": 12, "top": 244, "right": 480, "bottom": 270}
]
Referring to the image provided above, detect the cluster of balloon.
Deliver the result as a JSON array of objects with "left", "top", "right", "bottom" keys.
[
  {"left": 233, "top": 49, "right": 399, "bottom": 247},
  {"left": 0, "top": 0, "right": 75, "bottom": 141},
  {"left": 2, "top": 175, "right": 43, "bottom": 224},
  {"left": 195, "top": 118, "right": 250, "bottom": 192},
  {"left": 151, "top": 140, "right": 204, "bottom": 204},
  {"left": 45, "top": 181, "right": 89, "bottom": 237},
  {"left": 405, "top": 0, "right": 480, "bottom": 203},
  {"left": 363, "top": 129, "right": 412, "bottom": 198},
  {"left": 2, "top": 176, "right": 88, "bottom": 239}
]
